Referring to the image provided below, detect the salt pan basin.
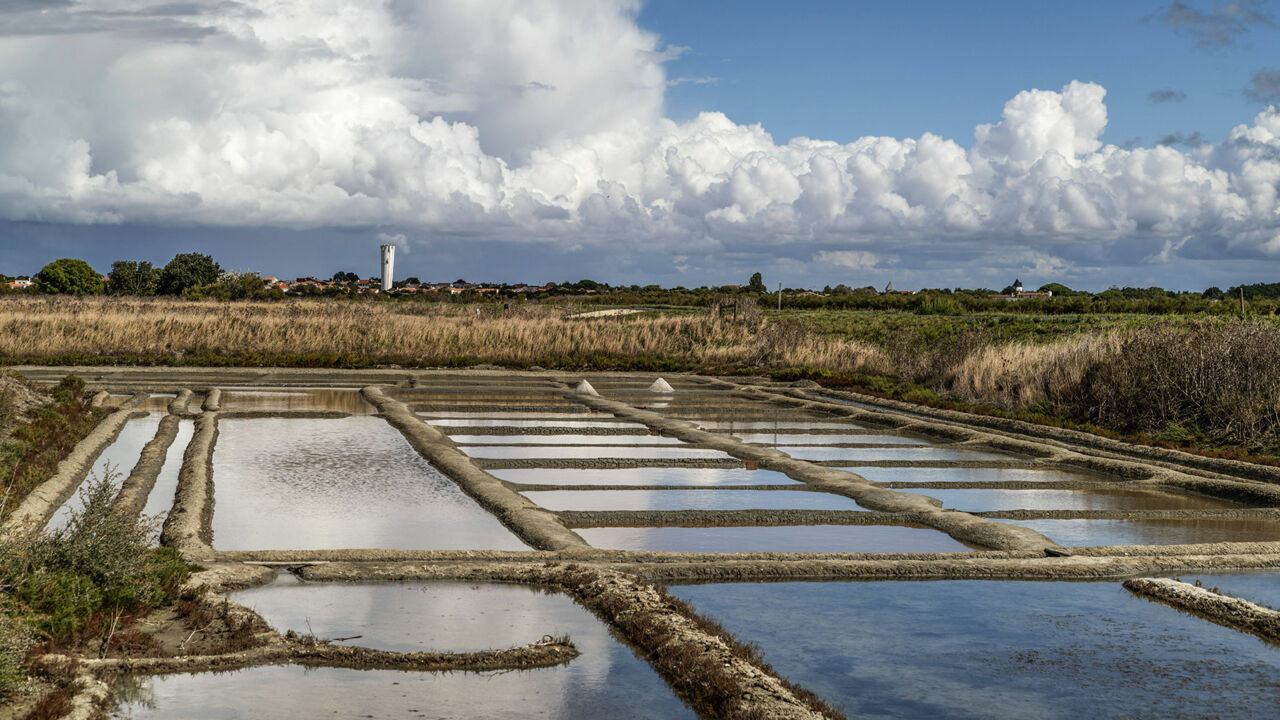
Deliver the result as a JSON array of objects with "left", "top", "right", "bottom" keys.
[{"left": 211, "top": 417, "right": 527, "bottom": 550}]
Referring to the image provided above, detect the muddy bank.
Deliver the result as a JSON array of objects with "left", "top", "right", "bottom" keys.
[
  {"left": 2, "top": 395, "right": 145, "bottom": 533},
  {"left": 166, "top": 389, "right": 193, "bottom": 415},
  {"left": 160, "top": 412, "right": 217, "bottom": 558},
  {"left": 201, "top": 387, "right": 221, "bottom": 411},
  {"left": 64, "top": 636, "right": 579, "bottom": 676},
  {"left": 362, "top": 386, "right": 589, "bottom": 551},
  {"left": 113, "top": 414, "right": 181, "bottom": 517},
  {"left": 1124, "top": 577, "right": 1280, "bottom": 643}
]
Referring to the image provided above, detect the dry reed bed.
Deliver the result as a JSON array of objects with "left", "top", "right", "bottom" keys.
[{"left": 0, "top": 296, "right": 889, "bottom": 375}]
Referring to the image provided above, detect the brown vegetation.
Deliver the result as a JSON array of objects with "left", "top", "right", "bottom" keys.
[
  {"left": 0, "top": 295, "right": 889, "bottom": 375},
  {"left": 939, "top": 321, "right": 1280, "bottom": 448}
]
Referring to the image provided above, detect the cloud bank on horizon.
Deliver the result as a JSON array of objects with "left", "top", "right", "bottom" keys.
[{"left": 1, "top": 0, "right": 1279, "bottom": 284}]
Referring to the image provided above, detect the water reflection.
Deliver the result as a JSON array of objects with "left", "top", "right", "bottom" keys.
[
  {"left": 140, "top": 420, "right": 194, "bottom": 526},
  {"left": 1004, "top": 518, "right": 1280, "bottom": 546},
  {"left": 576, "top": 525, "right": 970, "bottom": 553},
  {"left": 1167, "top": 571, "right": 1280, "bottom": 610},
  {"left": 853, "top": 467, "right": 1098, "bottom": 484},
  {"left": 522, "top": 489, "right": 864, "bottom": 511},
  {"left": 696, "top": 420, "right": 868, "bottom": 430},
  {"left": 460, "top": 446, "right": 732, "bottom": 460},
  {"left": 211, "top": 417, "right": 526, "bottom": 550},
  {"left": 490, "top": 467, "right": 802, "bottom": 486},
  {"left": 730, "top": 432, "right": 930, "bottom": 446},
  {"left": 46, "top": 415, "right": 165, "bottom": 532},
  {"left": 670, "top": 580, "right": 1280, "bottom": 720},
  {"left": 427, "top": 419, "right": 647, "bottom": 429},
  {"left": 449, "top": 434, "right": 683, "bottom": 445},
  {"left": 218, "top": 388, "right": 374, "bottom": 414},
  {"left": 923, "top": 487, "right": 1241, "bottom": 512},
  {"left": 111, "top": 581, "right": 695, "bottom": 719},
  {"left": 786, "top": 446, "right": 1013, "bottom": 462}
]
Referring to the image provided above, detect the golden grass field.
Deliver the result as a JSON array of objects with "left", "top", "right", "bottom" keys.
[{"left": 0, "top": 295, "right": 891, "bottom": 375}]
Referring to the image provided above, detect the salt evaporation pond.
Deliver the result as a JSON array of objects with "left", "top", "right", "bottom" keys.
[
  {"left": 46, "top": 414, "right": 165, "bottom": 531},
  {"left": 140, "top": 419, "right": 194, "bottom": 521},
  {"left": 576, "top": 524, "right": 971, "bottom": 553},
  {"left": 851, "top": 467, "right": 1101, "bottom": 484},
  {"left": 490, "top": 467, "right": 802, "bottom": 486},
  {"left": 923, "top": 487, "right": 1241, "bottom": 512},
  {"left": 523, "top": 489, "right": 864, "bottom": 511},
  {"left": 449, "top": 434, "right": 683, "bottom": 445},
  {"left": 1003, "top": 518, "right": 1280, "bottom": 546},
  {"left": 1165, "top": 571, "right": 1280, "bottom": 610},
  {"left": 426, "top": 418, "right": 647, "bottom": 429},
  {"left": 217, "top": 387, "right": 374, "bottom": 414},
  {"left": 460, "top": 446, "right": 731, "bottom": 460},
  {"left": 670, "top": 580, "right": 1280, "bottom": 720},
  {"left": 211, "top": 417, "right": 527, "bottom": 550},
  {"left": 786, "top": 446, "right": 1014, "bottom": 462},
  {"left": 730, "top": 432, "right": 930, "bottom": 445},
  {"left": 109, "top": 580, "right": 695, "bottom": 719},
  {"left": 696, "top": 420, "right": 870, "bottom": 430}
]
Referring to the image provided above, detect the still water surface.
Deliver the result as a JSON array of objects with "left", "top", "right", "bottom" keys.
[{"left": 670, "top": 580, "right": 1280, "bottom": 720}]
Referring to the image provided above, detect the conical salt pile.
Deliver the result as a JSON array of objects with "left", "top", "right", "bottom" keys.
[
  {"left": 647, "top": 377, "right": 674, "bottom": 393},
  {"left": 574, "top": 379, "right": 599, "bottom": 396}
]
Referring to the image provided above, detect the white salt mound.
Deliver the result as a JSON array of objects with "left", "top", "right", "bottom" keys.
[
  {"left": 574, "top": 380, "right": 599, "bottom": 396},
  {"left": 647, "top": 378, "right": 674, "bottom": 393}
]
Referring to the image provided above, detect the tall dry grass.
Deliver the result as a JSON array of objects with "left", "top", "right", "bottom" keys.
[
  {"left": 942, "top": 320, "right": 1280, "bottom": 447},
  {"left": 0, "top": 296, "right": 890, "bottom": 375}
]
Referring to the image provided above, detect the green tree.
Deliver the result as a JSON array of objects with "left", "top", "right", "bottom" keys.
[
  {"left": 35, "top": 258, "right": 104, "bottom": 295},
  {"left": 331, "top": 271, "right": 358, "bottom": 283},
  {"left": 747, "top": 272, "right": 765, "bottom": 292},
  {"left": 157, "top": 253, "right": 221, "bottom": 296},
  {"left": 1202, "top": 286, "right": 1225, "bottom": 300},
  {"left": 108, "top": 260, "right": 158, "bottom": 296}
]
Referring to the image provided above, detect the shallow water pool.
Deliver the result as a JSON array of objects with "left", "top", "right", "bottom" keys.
[
  {"left": 46, "top": 414, "right": 165, "bottom": 531},
  {"left": 107, "top": 579, "right": 694, "bottom": 719},
  {"left": 522, "top": 488, "right": 864, "bottom": 512},
  {"left": 923, "top": 487, "right": 1241, "bottom": 513},
  {"left": 576, "top": 524, "right": 971, "bottom": 553},
  {"left": 669, "top": 580, "right": 1280, "bottom": 720},
  {"left": 490, "top": 467, "right": 801, "bottom": 486},
  {"left": 211, "top": 417, "right": 527, "bottom": 550},
  {"left": 1003, "top": 517, "right": 1280, "bottom": 546},
  {"left": 460, "top": 445, "right": 732, "bottom": 460}
]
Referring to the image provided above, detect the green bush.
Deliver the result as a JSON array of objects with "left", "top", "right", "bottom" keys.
[
  {"left": 0, "top": 610, "right": 32, "bottom": 697},
  {"left": 35, "top": 259, "right": 104, "bottom": 296},
  {"left": 2, "top": 469, "right": 190, "bottom": 644}
]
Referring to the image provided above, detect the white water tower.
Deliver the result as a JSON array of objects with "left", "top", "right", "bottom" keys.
[{"left": 380, "top": 244, "right": 395, "bottom": 292}]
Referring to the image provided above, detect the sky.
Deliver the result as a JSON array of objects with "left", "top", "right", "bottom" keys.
[{"left": 1, "top": 0, "right": 1279, "bottom": 291}]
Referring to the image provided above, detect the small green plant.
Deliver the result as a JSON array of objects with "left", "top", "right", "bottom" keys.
[
  {"left": 1, "top": 468, "right": 190, "bottom": 648},
  {"left": 0, "top": 610, "right": 33, "bottom": 697}
]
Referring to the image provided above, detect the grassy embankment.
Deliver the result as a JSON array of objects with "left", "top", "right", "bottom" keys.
[
  {"left": 0, "top": 374, "right": 190, "bottom": 714},
  {"left": 1, "top": 295, "right": 1278, "bottom": 460}
]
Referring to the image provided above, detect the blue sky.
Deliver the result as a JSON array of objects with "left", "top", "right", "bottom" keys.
[
  {"left": 1, "top": 0, "right": 1279, "bottom": 291},
  {"left": 645, "top": 0, "right": 1274, "bottom": 148}
]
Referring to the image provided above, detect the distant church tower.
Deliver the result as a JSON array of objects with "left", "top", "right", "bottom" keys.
[
  {"left": 884, "top": 281, "right": 895, "bottom": 294},
  {"left": 380, "top": 244, "right": 395, "bottom": 292},
  {"left": 1013, "top": 278, "right": 1023, "bottom": 294}
]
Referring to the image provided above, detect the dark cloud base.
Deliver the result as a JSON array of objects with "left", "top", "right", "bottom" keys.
[{"left": 3, "top": 222, "right": 1277, "bottom": 294}]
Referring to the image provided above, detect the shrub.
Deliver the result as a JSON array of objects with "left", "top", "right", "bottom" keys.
[
  {"left": 34, "top": 259, "right": 103, "bottom": 296},
  {"left": 2, "top": 469, "right": 190, "bottom": 645},
  {"left": 0, "top": 611, "right": 32, "bottom": 697}
]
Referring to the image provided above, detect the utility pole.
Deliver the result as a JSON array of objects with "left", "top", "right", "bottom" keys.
[
  {"left": 777, "top": 282, "right": 782, "bottom": 311},
  {"left": 1240, "top": 286, "right": 1246, "bottom": 315}
]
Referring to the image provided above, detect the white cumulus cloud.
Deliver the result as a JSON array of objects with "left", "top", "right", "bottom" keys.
[{"left": 0, "top": 0, "right": 1278, "bottom": 283}]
